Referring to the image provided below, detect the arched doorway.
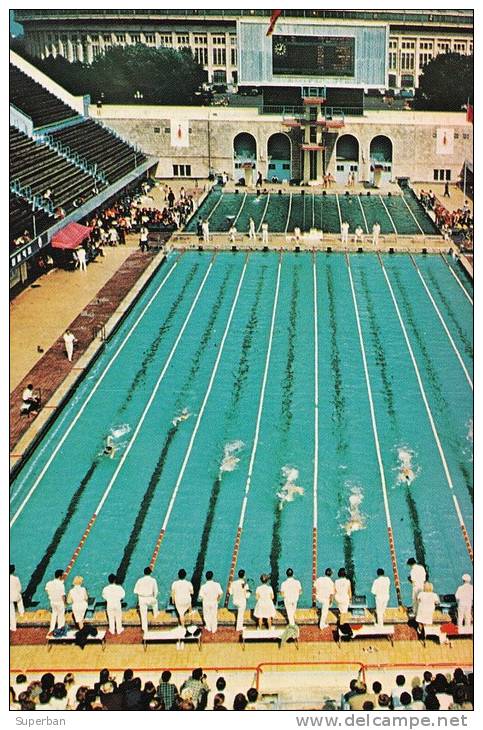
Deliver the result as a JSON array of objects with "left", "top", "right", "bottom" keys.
[
  {"left": 335, "top": 134, "right": 359, "bottom": 185},
  {"left": 267, "top": 133, "right": 291, "bottom": 182},
  {"left": 370, "top": 135, "right": 393, "bottom": 186},
  {"left": 233, "top": 132, "right": 257, "bottom": 184}
]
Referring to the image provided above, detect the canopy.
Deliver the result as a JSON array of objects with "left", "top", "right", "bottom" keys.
[{"left": 51, "top": 222, "right": 93, "bottom": 250}]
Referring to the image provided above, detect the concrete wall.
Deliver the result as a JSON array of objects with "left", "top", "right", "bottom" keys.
[{"left": 95, "top": 104, "right": 472, "bottom": 183}]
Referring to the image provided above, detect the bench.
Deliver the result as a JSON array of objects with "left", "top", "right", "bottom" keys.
[
  {"left": 241, "top": 628, "right": 299, "bottom": 650},
  {"left": 46, "top": 629, "right": 106, "bottom": 651},
  {"left": 142, "top": 626, "right": 202, "bottom": 651},
  {"left": 349, "top": 624, "right": 395, "bottom": 646}
]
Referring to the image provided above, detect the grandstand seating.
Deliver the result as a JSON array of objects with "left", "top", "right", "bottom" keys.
[
  {"left": 10, "top": 192, "right": 54, "bottom": 248},
  {"left": 51, "top": 119, "right": 146, "bottom": 184},
  {"left": 10, "top": 64, "right": 79, "bottom": 128},
  {"left": 10, "top": 126, "right": 101, "bottom": 224}
]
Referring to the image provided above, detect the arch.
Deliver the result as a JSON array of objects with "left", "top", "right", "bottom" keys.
[
  {"left": 370, "top": 135, "right": 393, "bottom": 163},
  {"left": 336, "top": 134, "right": 359, "bottom": 161},
  {"left": 233, "top": 132, "right": 257, "bottom": 183},
  {"left": 267, "top": 132, "right": 292, "bottom": 182}
]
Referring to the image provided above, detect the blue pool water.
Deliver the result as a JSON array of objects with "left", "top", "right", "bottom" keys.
[{"left": 10, "top": 251, "right": 472, "bottom": 610}]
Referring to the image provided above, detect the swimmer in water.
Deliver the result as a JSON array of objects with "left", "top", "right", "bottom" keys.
[
  {"left": 172, "top": 408, "right": 190, "bottom": 427},
  {"left": 103, "top": 435, "right": 117, "bottom": 459},
  {"left": 401, "top": 465, "right": 414, "bottom": 482}
]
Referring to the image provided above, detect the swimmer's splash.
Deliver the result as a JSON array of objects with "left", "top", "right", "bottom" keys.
[
  {"left": 172, "top": 408, "right": 191, "bottom": 427},
  {"left": 396, "top": 446, "right": 420, "bottom": 485},
  {"left": 220, "top": 440, "right": 244, "bottom": 473},
  {"left": 277, "top": 466, "right": 304, "bottom": 509},
  {"left": 341, "top": 484, "right": 366, "bottom": 535}
]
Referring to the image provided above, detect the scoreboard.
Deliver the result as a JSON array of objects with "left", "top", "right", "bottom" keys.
[{"left": 272, "top": 35, "right": 355, "bottom": 77}]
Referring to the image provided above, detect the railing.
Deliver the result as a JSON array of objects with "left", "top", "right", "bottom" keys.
[
  {"left": 15, "top": 9, "right": 473, "bottom": 24},
  {"left": 261, "top": 105, "right": 361, "bottom": 118},
  {"left": 40, "top": 133, "right": 102, "bottom": 181}
]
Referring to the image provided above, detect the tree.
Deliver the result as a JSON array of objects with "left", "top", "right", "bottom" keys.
[
  {"left": 415, "top": 53, "right": 473, "bottom": 111},
  {"left": 12, "top": 43, "right": 207, "bottom": 106}
]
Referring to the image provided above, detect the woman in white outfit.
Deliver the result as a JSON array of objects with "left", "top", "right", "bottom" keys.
[
  {"left": 334, "top": 568, "right": 352, "bottom": 614},
  {"left": 67, "top": 576, "right": 89, "bottom": 630},
  {"left": 254, "top": 574, "right": 276, "bottom": 629},
  {"left": 415, "top": 582, "right": 439, "bottom": 630}
]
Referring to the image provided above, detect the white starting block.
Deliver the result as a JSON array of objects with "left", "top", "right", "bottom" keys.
[
  {"left": 349, "top": 624, "right": 395, "bottom": 646},
  {"left": 142, "top": 625, "right": 202, "bottom": 651},
  {"left": 46, "top": 629, "right": 106, "bottom": 651},
  {"left": 421, "top": 625, "right": 448, "bottom": 646},
  {"left": 241, "top": 628, "right": 298, "bottom": 649}
]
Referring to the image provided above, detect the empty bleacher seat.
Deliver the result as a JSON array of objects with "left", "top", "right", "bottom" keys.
[{"left": 10, "top": 64, "right": 79, "bottom": 128}]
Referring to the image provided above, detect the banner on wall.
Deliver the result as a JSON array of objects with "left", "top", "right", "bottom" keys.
[
  {"left": 171, "top": 120, "right": 190, "bottom": 148},
  {"left": 436, "top": 128, "right": 454, "bottom": 155}
]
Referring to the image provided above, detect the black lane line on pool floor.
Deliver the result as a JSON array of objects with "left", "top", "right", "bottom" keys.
[
  {"left": 391, "top": 269, "right": 473, "bottom": 504},
  {"left": 191, "top": 267, "right": 268, "bottom": 598},
  {"left": 425, "top": 269, "right": 473, "bottom": 360},
  {"left": 119, "top": 262, "right": 200, "bottom": 413},
  {"left": 22, "top": 459, "right": 100, "bottom": 607},
  {"left": 358, "top": 267, "right": 427, "bottom": 570},
  {"left": 326, "top": 261, "right": 355, "bottom": 589},
  {"left": 269, "top": 265, "right": 299, "bottom": 596}
]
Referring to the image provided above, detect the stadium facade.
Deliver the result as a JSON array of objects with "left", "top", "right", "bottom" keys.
[{"left": 15, "top": 9, "right": 473, "bottom": 92}]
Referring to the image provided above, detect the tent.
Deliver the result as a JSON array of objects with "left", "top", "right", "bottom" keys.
[{"left": 51, "top": 222, "right": 93, "bottom": 250}]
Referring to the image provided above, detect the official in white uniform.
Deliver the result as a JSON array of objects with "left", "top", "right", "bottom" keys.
[
  {"left": 77, "top": 247, "right": 87, "bottom": 272},
  {"left": 63, "top": 330, "right": 77, "bottom": 362},
  {"left": 455, "top": 574, "right": 473, "bottom": 629},
  {"left": 371, "top": 568, "right": 391, "bottom": 626},
  {"left": 261, "top": 222, "right": 269, "bottom": 245},
  {"left": 45, "top": 569, "right": 66, "bottom": 634},
  {"left": 354, "top": 225, "right": 364, "bottom": 245},
  {"left": 341, "top": 221, "right": 350, "bottom": 246},
  {"left": 171, "top": 568, "right": 194, "bottom": 626},
  {"left": 199, "top": 571, "right": 223, "bottom": 634},
  {"left": 229, "top": 569, "right": 250, "bottom": 632},
  {"left": 407, "top": 558, "right": 426, "bottom": 613},
  {"left": 201, "top": 219, "right": 210, "bottom": 244},
  {"left": 415, "top": 582, "right": 439, "bottom": 627},
  {"left": 10, "top": 564, "right": 24, "bottom": 632},
  {"left": 229, "top": 225, "right": 237, "bottom": 244},
  {"left": 280, "top": 568, "right": 302, "bottom": 626},
  {"left": 372, "top": 222, "right": 381, "bottom": 246},
  {"left": 67, "top": 576, "right": 88, "bottom": 629},
  {"left": 134, "top": 567, "right": 159, "bottom": 633},
  {"left": 334, "top": 567, "right": 352, "bottom": 614},
  {"left": 314, "top": 568, "right": 335, "bottom": 629},
  {"left": 102, "top": 573, "right": 125, "bottom": 634},
  {"left": 248, "top": 217, "right": 256, "bottom": 241}
]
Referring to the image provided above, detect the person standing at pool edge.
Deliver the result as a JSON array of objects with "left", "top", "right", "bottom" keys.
[
  {"left": 261, "top": 221, "right": 269, "bottom": 246},
  {"left": 171, "top": 569, "right": 194, "bottom": 627},
  {"left": 341, "top": 221, "right": 349, "bottom": 246},
  {"left": 280, "top": 568, "right": 302, "bottom": 626},
  {"left": 63, "top": 329, "right": 77, "bottom": 362},
  {"left": 371, "top": 568, "right": 390, "bottom": 626},
  {"left": 248, "top": 217, "right": 256, "bottom": 241},
  {"left": 202, "top": 219, "right": 210, "bottom": 245},
  {"left": 102, "top": 574, "right": 125, "bottom": 635},
  {"left": 314, "top": 568, "right": 335, "bottom": 629},
  {"left": 229, "top": 569, "right": 250, "bottom": 632},
  {"left": 199, "top": 571, "right": 223, "bottom": 634},
  {"left": 45, "top": 569, "right": 66, "bottom": 634},
  {"left": 134, "top": 567, "right": 159, "bottom": 633},
  {"left": 372, "top": 222, "right": 381, "bottom": 246},
  {"left": 407, "top": 557, "right": 426, "bottom": 614}
]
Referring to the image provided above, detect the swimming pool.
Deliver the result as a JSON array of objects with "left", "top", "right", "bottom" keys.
[
  {"left": 184, "top": 189, "right": 439, "bottom": 237},
  {"left": 10, "top": 251, "right": 472, "bottom": 611}
]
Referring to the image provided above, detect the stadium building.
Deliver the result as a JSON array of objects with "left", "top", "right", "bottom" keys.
[{"left": 15, "top": 8, "right": 473, "bottom": 93}]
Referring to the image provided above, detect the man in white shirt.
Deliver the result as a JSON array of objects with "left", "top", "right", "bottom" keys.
[
  {"left": 407, "top": 558, "right": 426, "bottom": 614},
  {"left": 10, "top": 564, "right": 24, "bottom": 631},
  {"left": 77, "top": 246, "right": 87, "bottom": 271},
  {"left": 171, "top": 568, "right": 194, "bottom": 626},
  {"left": 63, "top": 329, "right": 77, "bottom": 362},
  {"left": 201, "top": 219, "right": 210, "bottom": 245},
  {"left": 371, "top": 568, "right": 391, "bottom": 626},
  {"left": 21, "top": 384, "right": 40, "bottom": 415},
  {"left": 102, "top": 573, "right": 125, "bottom": 635},
  {"left": 280, "top": 568, "right": 302, "bottom": 626},
  {"left": 354, "top": 225, "right": 364, "bottom": 245},
  {"left": 341, "top": 221, "right": 350, "bottom": 246},
  {"left": 45, "top": 569, "right": 66, "bottom": 634},
  {"left": 199, "top": 571, "right": 223, "bottom": 634},
  {"left": 133, "top": 566, "right": 158, "bottom": 633},
  {"left": 229, "top": 568, "right": 250, "bottom": 632},
  {"left": 261, "top": 222, "right": 269, "bottom": 245},
  {"left": 455, "top": 574, "right": 473, "bottom": 629},
  {"left": 372, "top": 222, "right": 381, "bottom": 246},
  {"left": 314, "top": 567, "right": 335, "bottom": 629},
  {"left": 248, "top": 217, "right": 256, "bottom": 241}
]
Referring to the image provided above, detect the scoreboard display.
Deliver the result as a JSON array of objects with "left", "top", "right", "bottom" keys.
[{"left": 272, "top": 35, "right": 355, "bottom": 77}]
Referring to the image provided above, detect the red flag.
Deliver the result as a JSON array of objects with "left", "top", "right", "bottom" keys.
[
  {"left": 266, "top": 10, "right": 282, "bottom": 36},
  {"left": 466, "top": 103, "right": 473, "bottom": 124}
]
